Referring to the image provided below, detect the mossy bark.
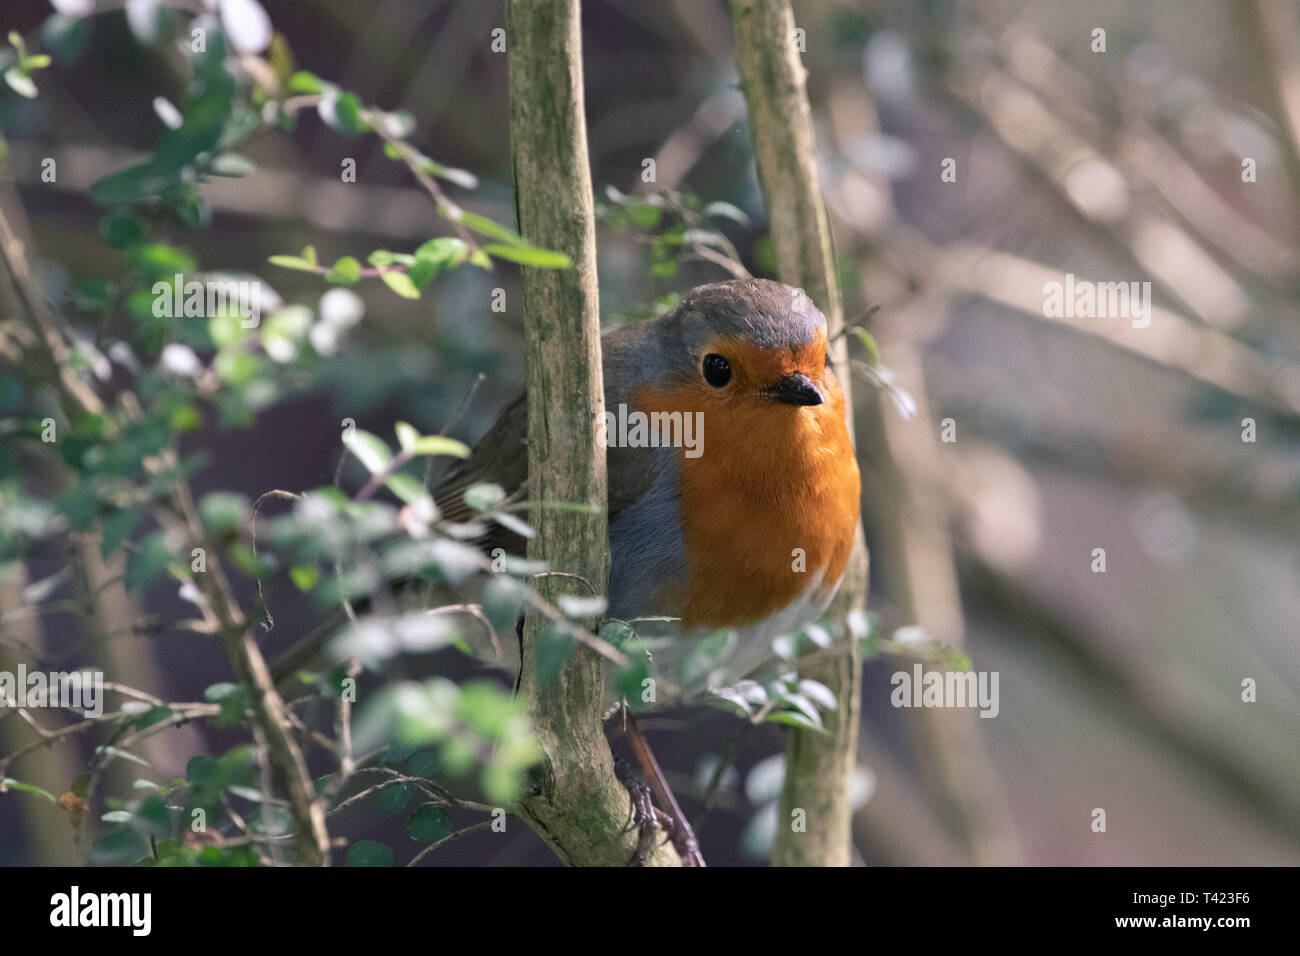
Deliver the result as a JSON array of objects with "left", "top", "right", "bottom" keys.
[
  {"left": 506, "top": 0, "right": 681, "bottom": 866},
  {"left": 731, "top": 0, "right": 868, "bottom": 867}
]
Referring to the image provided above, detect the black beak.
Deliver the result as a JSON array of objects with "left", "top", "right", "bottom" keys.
[{"left": 768, "top": 372, "right": 825, "bottom": 406}]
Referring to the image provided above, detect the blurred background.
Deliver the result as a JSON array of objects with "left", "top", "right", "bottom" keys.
[{"left": 2, "top": 0, "right": 1298, "bottom": 865}]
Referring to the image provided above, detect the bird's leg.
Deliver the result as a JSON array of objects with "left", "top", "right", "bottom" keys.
[
  {"left": 613, "top": 756, "right": 670, "bottom": 866},
  {"left": 619, "top": 708, "right": 707, "bottom": 867}
]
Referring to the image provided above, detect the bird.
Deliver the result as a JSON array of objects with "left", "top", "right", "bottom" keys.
[
  {"left": 433, "top": 277, "right": 862, "bottom": 697},
  {"left": 270, "top": 277, "right": 862, "bottom": 866}
]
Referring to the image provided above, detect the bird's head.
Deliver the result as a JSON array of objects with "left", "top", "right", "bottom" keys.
[{"left": 640, "top": 277, "right": 842, "bottom": 423}]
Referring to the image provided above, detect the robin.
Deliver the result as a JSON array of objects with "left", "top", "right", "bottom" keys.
[
  {"left": 271, "top": 278, "right": 861, "bottom": 866},
  {"left": 435, "top": 276, "right": 861, "bottom": 693},
  {"left": 435, "top": 277, "right": 862, "bottom": 866},
  {"left": 274, "top": 277, "right": 860, "bottom": 685}
]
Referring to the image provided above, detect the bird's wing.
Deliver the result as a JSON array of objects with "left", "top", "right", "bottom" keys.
[
  {"left": 434, "top": 389, "right": 659, "bottom": 553},
  {"left": 433, "top": 391, "right": 530, "bottom": 554}
]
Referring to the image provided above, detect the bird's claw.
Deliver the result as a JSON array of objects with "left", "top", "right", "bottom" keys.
[
  {"left": 614, "top": 756, "right": 663, "bottom": 865},
  {"left": 614, "top": 756, "right": 705, "bottom": 867}
]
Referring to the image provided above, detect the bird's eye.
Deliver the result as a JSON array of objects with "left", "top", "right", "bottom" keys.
[{"left": 702, "top": 353, "right": 731, "bottom": 387}]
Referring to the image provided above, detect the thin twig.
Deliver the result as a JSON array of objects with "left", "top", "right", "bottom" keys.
[{"left": 407, "top": 819, "right": 494, "bottom": 866}]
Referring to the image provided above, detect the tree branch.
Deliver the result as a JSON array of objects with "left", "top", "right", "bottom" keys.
[
  {"left": 731, "top": 0, "right": 867, "bottom": 867},
  {"left": 505, "top": 0, "right": 680, "bottom": 867}
]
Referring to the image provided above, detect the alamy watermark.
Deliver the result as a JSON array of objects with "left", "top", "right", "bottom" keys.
[
  {"left": 50, "top": 886, "right": 151, "bottom": 936},
  {"left": 890, "top": 663, "right": 999, "bottom": 718},
  {"left": 1043, "top": 273, "right": 1151, "bottom": 329},
  {"left": 0, "top": 666, "right": 103, "bottom": 718},
  {"left": 595, "top": 403, "right": 704, "bottom": 458},
  {"left": 152, "top": 274, "right": 262, "bottom": 327}
]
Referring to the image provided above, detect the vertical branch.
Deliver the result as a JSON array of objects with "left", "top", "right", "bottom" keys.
[
  {"left": 505, "top": 0, "right": 680, "bottom": 866},
  {"left": 0, "top": 571, "right": 83, "bottom": 864},
  {"left": 731, "top": 0, "right": 868, "bottom": 867},
  {"left": 1233, "top": 0, "right": 1300, "bottom": 223}
]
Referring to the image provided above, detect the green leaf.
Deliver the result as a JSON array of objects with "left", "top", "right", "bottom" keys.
[
  {"left": 131, "top": 795, "right": 172, "bottom": 839},
  {"left": 90, "top": 162, "right": 177, "bottom": 206},
  {"left": 100, "top": 506, "right": 141, "bottom": 561},
  {"left": 463, "top": 483, "right": 505, "bottom": 510},
  {"left": 764, "top": 710, "right": 827, "bottom": 733},
  {"left": 199, "top": 491, "right": 250, "bottom": 535},
  {"left": 331, "top": 92, "right": 364, "bottom": 135},
  {"left": 4, "top": 68, "right": 37, "bottom": 99},
  {"left": 384, "top": 473, "right": 428, "bottom": 504},
  {"left": 289, "top": 565, "right": 319, "bottom": 591},
  {"left": 204, "top": 682, "right": 249, "bottom": 727},
  {"left": 269, "top": 245, "right": 318, "bottom": 273},
  {"left": 416, "top": 157, "right": 479, "bottom": 189},
  {"left": 709, "top": 686, "right": 754, "bottom": 717},
  {"left": 408, "top": 748, "right": 442, "bottom": 779},
  {"left": 186, "top": 754, "right": 219, "bottom": 791},
  {"left": 268, "top": 255, "right": 316, "bottom": 273},
  {"left": 132, "top": 705, "right": 173, "bottom": 731},
  {"left": 382, "top": 746, "right": 418, "bottom": 765},
  {"left": 346, "top": 839, "right": 395, "bottom": 867},
  {"left": 628, "top": 203, "right": 662, "bottom": 227},
  {"left": 127, "top": 243, "right": 195, "bottom": 278},
  {"left": 209, "top": 152, "right": 255, "bottom": 177},
  {"left": 92, "top": 827, "right": 148, "bottom": 865},
  {"left": 796, "top": 679, "right": 838, "bottom": 712},
  {"left": 407, "top": 435, "right": 470, "bottom": 458},
  {"left": 99, "top": 211, "right": 145, "bottom": 248},
  {"left": 615, "top": 657, "right": 649, "bottom": 704},
  {"left": 170, "top": 404, "right": 199, "bottom": 436},
  {"left": 124, "top": 531, "right": 174, "bottom": 592},
  {"left": 394, "top": 421, "right": 420, "bottom": 453},
  {"left": 407, "top": 259, "right": 440, "bottom": 288},
  {"left": 556, "top": 594, "right": 607, "bottom": 619},
  {"left": 482, "top": 243, "right": 572, "bottom": 269},
  {"left": 456, "top": 212, "right": 526, "bottom": 246},
  {"left": 778, "top": 692, "right": 825, "bottom": 728},
  {"left": 71, "top": 278, "right": 115, "bottom": 311},
  {"left": 406, "top": 804, "right": 451, "bottom": 843},
  {"left": 415, "top": 236, "right": 468, "bottom": 263},
  {"left": 490, "top": 511, "right": 534, "bottom": 539},
  {"left": 481, "top": 575, "right": 527, "bottom": 631},
  {"left": 703, "top": 201, "right": 751, "bottom": 226},
  {"left": 325, "top": 256, "right": 362, "bottom": 284},
  {"left": 379, "top": 270, "right": 420, "bottom": 300},
  {"left": 409, "top": 237, "right": 468, "bottom": 286},
  {"left": 343, "top": 429, "right": 392, "bottom": 474},
  {"left": 848, "top": 326, "right": 880, "bottom": 365},
  {"left": 176, "top": 184, "right": 211, "bottom": 228},
  {"left": 288, "top": 71, "right": 324, "bottom": 93},
  {"left": 598, "top": 619, "right": 637, "bottom": 650},
  {"left": 683, "top": 629, "right": 736, "bottom": 688},
  {"left": 650, "top": 257, "right": 678, "bottom": 278},
  {"left": 379, "top": 780, "right": 414, "bottom": 814},
  {"left": 151, "top": 76, "right": 237, "bottom": 172},
  {"left": 1, "top": 778, "right": 56, "bottom": 802}
]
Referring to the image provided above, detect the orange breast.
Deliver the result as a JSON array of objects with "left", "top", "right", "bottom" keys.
[{"left": 633, "top": 336, "right": 860, "bottom": 630}]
